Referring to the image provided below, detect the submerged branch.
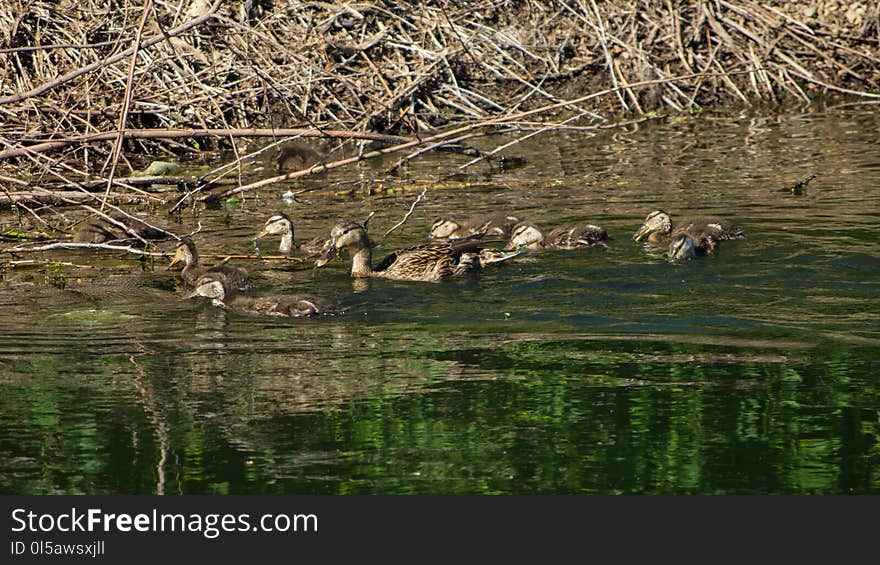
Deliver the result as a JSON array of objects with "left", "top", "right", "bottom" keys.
[
  {"left": 4, "top": 241, "right": 170, "bottom": 257},
  {"left": 2, "top": 241, "right": 306, "bottom": 263}
]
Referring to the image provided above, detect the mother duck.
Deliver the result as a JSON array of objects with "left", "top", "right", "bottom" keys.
[{"left": 316, "top": 219, "right": 518, "bottom": 282}]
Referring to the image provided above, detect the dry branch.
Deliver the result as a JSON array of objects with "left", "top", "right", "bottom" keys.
[
  {"left": 197, "top": 70, "right": 760, "bottom": 204},
  {"left": 383, "top": 188, "right": 428, "bottom": 238},
  {"left": 0, "top": 129, "right": 414, "bottom": 161},
  {"left": 1, "top": 0, "right": 877, "bottom": 227},
  {"left": 0, "top": 0, "right": 224, "bottom": 105}
]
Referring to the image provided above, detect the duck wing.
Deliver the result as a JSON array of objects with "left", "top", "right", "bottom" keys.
[
  {"left": 273, "top": 295, "right": 335, "bottom": 317},
  {"left": 674, "top": 217, "right": 744, "bottom": 241},
  {"left": 234, "top": 295, "right": 333, "bottom": 317},
  {"left": 547, "top": 223, "right": 608, "bottom": 249},
  {"left": 466, "top": 213, "right": 522, "bottom": 238},
  {"left": 185, "top": 263, "right": 252, "bottom": 290},
  {"left": 300, "top": 236, "right": 331, "bottom": 257},
  {"left": 214, "top": 264, "right": 253, "bottom": 291},
  {"left": 375, "top": 237, "right": 485, "bottom": 280}
]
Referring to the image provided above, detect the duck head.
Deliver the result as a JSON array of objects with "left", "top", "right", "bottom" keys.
[
  {"left": 429, "top": 217, "right": 462, "bottom": 239},
  {"left": 257, "top": 213, "right": 294, "bottom": 254},
  {"left": 633, "top": 210, "right": 672, "bottom": 242},
  {"left": 667, "top": 233, "right": 696, "bottom": 261},
  {"left": 315, "top": 220, "right": 368, "bottom": 268},
  {"left": 169, "top": 237, "right": 197, "bottom": 269},
  {"left": 505, "top": 221, "right": 544, "bottom": 250}
]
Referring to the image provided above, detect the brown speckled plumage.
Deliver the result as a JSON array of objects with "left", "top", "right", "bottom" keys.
[
  {"left": 185, "top": 273, "right": 334, "bottom": 317},
  {"left": 633, "top": 210, "right": 744, "bottom": 258},
  {"left": 429, "top": 212, "right": 522, "bottom": 240},
  {"left": 317, "top": 220, "right": 519, "bottom": 282},
  {"left": 169, "top": 237, "right": 253, "bottom": 291},
  {"left": 507, "top": 221, "right": 608, "bottom": 250}
]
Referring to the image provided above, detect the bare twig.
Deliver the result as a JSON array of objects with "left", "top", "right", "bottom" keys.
[
  {"left": 0, "top": 0, "right": 225, "bottom": 105},
  {"left": 102, "top": 0, "right": 153, "bottom": 212},
  {"left": 4, "top": 241, "right": 169, "bottom": 257},
  {"left": 0, "top": 129, "right": 413, "bottom": 161},
  {"left": 383, "top": 188, "right": 428, "bottom": 238}
]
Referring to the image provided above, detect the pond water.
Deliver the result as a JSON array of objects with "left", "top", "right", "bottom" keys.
[{"left": 1, "top": 105, "right": 878, "bottom": 494}]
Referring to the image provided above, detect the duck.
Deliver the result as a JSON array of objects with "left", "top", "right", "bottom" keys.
[
  {"left": 667, "top": 230, "right": 734, "bottom": 261},
  {"left": 633, "top": 210, "right": 744, "bottom": 258},
  {"left": 256, "top": 212, "right": 330, "bottom": 258},
  {"left": 667, "top": 232, "right": 699, "bottom": 261},
  {"left": 315, "top": 219, "right": 519, "bottom": 282},
  {"left": 633, "top": 210, "right": 744, "bottom": 244},
  {"left": 505, "top": 221, "right": 609, "bottom": 251},
  {"left": 73, "top": 211, "right": 171, "bottom": 244},
  {"left": 168, "top": 237, "right": 253, "bottom": 290},
  {"left": 429, "top": 212, "right": 522, "bottom": 240},
  {"left": 184, "top": 273, "right": 334, "bottom": 317},
  {"left": 274, "top": 141, "right": 327, "bottom": 172}
]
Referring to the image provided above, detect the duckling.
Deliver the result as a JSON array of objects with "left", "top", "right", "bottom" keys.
[
  {"left": 73, "top": 212, "right": 171, "bottom": 244},
  {"left": 168, "top": 237, "right": 253, "bottom": 290},
  {"left": 300, "top": 235, "right": 331, "bottom": 257},
  {"left": 256, "top": 212, "right": 330, "bottom": 258},
  {"left": 185, "top": 273, "right": 334, "bottom": 317},
  {"left": 667, "top": 229, "right": 729, "bottom": 261},
  {"left": 274, "top": 141, "right": 327, "bottom": 172},
  {"left": 667, "top": 232, "right": 696, "bottom": 261},
  {"left": 506, "top": 221, "right": 609, "bottom": 250},
  {"left": 633, "top": 210, "right": 744, "bottom": 246},
  {"left": 429, "top": 212, "right": 522, "bottom": 240},
  {"left": 315, "top": 219, "right": 519, "bottom": 282}
]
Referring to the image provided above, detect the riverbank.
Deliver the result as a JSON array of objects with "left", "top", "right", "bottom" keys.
[{"left": 2, "top": 1, "right": 877, "bottom": 143}]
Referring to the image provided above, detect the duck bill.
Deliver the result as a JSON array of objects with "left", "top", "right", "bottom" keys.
[
  {"left": 667, "top": 251, "right": 691, "bottom": 263},
  {"left": 168, "top": 255, "right": 182, "bottom": 269},
  {"left": 255, "top": 227, "right": 270, "bottom": 240},
  {"left": 314, "top": 244, "right": 338, "bottom": 268},
  {"left": 632, "top": 225, "right": 650, "bottom": 242}
]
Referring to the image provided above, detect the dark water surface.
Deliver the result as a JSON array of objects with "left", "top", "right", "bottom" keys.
[{"left": 1, "top": 107, "right": 879, "bottom": 494}]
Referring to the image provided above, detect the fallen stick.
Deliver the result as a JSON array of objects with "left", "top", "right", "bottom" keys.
[
  {"left": 2, "top": 241, "right": 305, "bottom": 262},
  {"left": 0, "top": 129, "right": 414, "bottom": 161},
  {"left": 383, "top": 188, "right": 428, "bottom": 238},
  {"left": 0, "top": 191, "right": 141, "bottom": 206},
  {"left": 4, "top": 241, "right": 169, "bottom": 257}
]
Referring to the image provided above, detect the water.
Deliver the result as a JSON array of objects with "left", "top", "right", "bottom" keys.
[{"left": 1, "top": 106, "right": 878, "bottom": 494}]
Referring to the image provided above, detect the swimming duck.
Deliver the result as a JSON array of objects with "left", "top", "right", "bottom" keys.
[
  {"left": 73, "top": 212, "right": 171, "bottom": 244},
  {"left": 667, "top": 233, "right": 696, "bottom": 261},
  {"left": 274, "top": 141, "right": 327, "bottom": 172},
  {"left": 184, "top": 273, "right": 334, "bottom": 317},
  {"left": 316, "top": 219, "right": 519, "bottom": 282},
  {"left": 256, "top": 212, "right": 331, "bottom": 258},
  {"left": 505, "top": 221, "right": 609, "bottom": 250},
  {"left": 633, "top": 210, "right": 744, "bottom": 244},
  {"left": 168, "top": 237, "right": 253, "bottom": 290},
  {"left": 666, "top": 229, "right": 731, "bottom": 261},
  {"left": 429, "top": 212, "right": 522, "bottom": 240}
]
